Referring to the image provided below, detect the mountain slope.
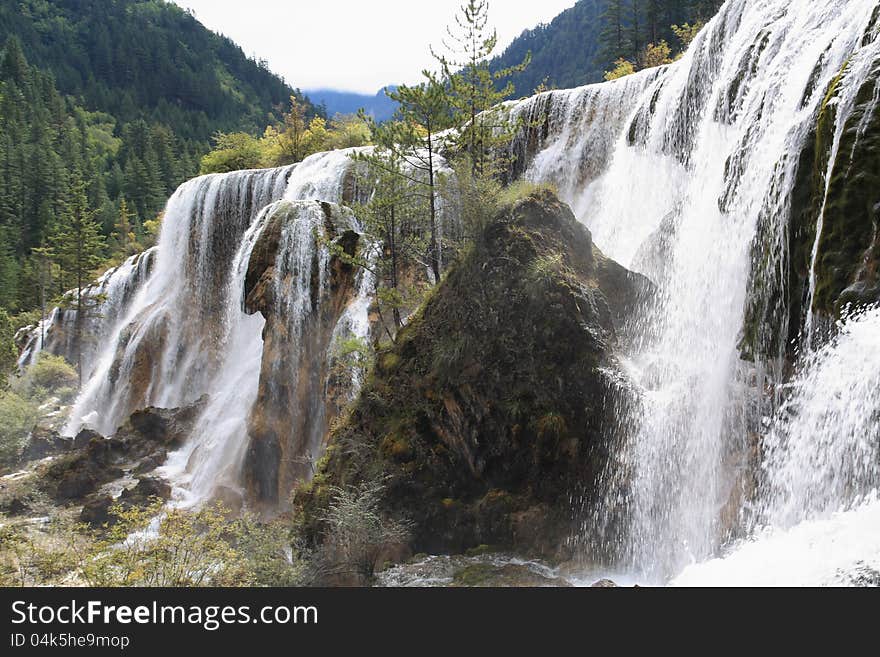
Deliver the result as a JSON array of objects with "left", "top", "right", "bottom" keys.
[
  {"left": 0, "top": 0, "right": 317, "bottom": 141},
  {"left": 490, "top": 0, "right": 725, "bottom": 96},
  {"left": 491, "top": 0, "right": 608, "bottom": 95},
  {"left": 0, "top": 0, "right": 320, "bottom": 313}
]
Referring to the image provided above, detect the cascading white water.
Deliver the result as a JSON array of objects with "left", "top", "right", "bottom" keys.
[
  {"left": 64, "top": 166, "right": 294, "bottom": 438},
  {"left": 672, "top": 306, "right": 880, "bottom": 586},
  {"left": 760, "top": 305, "right": 880, "bottom": 530},
  {"left": 158, "top": 205, "right": 273, "bottom": 505},
  {"left": 62, "top": 146, "right": 379, "bottom": 507},
  {"left": 512, "top": 0, "right": 880, "bottom": 581},
  {"left": 17, "top": 248, "right": 155, "bottom": 377},
  {"left": 42, "top": 0, "right": 878, "bottom": 581}
]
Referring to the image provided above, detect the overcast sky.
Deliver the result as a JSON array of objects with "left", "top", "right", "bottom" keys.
[{"left": 170, "top": 1, "right": 576, "bottom": 94}]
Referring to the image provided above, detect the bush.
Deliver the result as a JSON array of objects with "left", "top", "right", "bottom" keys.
[
  {"left": 0, "top": 391, "right": 38, "bottom": 464},
  {"left": 231, "top": 514, "right": 312, "bottom": 586},
  {"left": 27, "top": 354, "right": 77, "bottom": 393},
  {"left": 199, "top": 132, "right": 264, "bottom": 174},
  {"left": 0, "top": 517, "right": 86, "bottom": 586},
  {"left": 496, "top": 179, "right": 559, "bottom": 208},
  {"left": 317, "top": 480, "right": 410, "bottom": 583},
  {"left": 604, "top": 58, "right": 636, "bottom": 81},
  {"left": 81, "top": 502, "right": 248, "bottom": 587}
]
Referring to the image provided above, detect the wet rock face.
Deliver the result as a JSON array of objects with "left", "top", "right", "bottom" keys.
[
  {"left": 297, "top": 190, "right": 651, "bottom": 559},
  {"left": 811, "top": 58, "right": 880, "bottom": 317},
  {"left": 41, "top": 400, "right": 204, "bottom": 503},
  {"left": 243, "top": 201, "right": 363, "bottom": 507},
  {"left": 779, "top": 57, "right": 880, "bottom": 344}
]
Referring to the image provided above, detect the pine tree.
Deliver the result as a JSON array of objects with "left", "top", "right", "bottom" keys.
[
  {"left": 629, "top": 0, "right": 643, "bottom": 64},
  {"left": 599, "top": 0, "right": 629, "bottom": 65},
  {"left": 350, "top": 149, "right": 427, "bottom": 335},
  {"left": 279, "top": 96, "right": 309, "bottom": 164},
  {"left": 0, "top": 307, "right": 17, "bottom": 388},
  {"left": 111, "top": 198, "right": 135, "bottom": 259},
  {"left": 51, "top": 174, "right": 106, "bottom": 385},
  {"left": 358, "top": 75, "right": 454, "bottom": 281},
  {"left": 432, "top": 0, "right": 530, "bottom": 178}
]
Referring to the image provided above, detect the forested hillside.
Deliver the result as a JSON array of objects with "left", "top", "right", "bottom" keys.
[
  {"left": 0, "top": 0, "right": 315, "bottom": 140},
  {"left": 0, "top": 0, "right": 319, "bottom": 315},
  {"left": 490, "top": 0, "right": 724, "bottom": 95}
]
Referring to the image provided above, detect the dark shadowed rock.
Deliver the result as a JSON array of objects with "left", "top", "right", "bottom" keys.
[
  {"left": 72, "top": 429, "right": 101, "bottom": 450},
  {"left": 43, "top": 399, "right": 205, "bottom": 503},
  {"left": 79, "top": 495, "right": 114, "bottom": 527},
  {"left": 295, "top": 190, "right": 651, "bottom": 560},
  {"left": 19, "top": 426, "right": 73, "bottom": 462},
  {"left": 79, "top": 477, "right": 172, "bottom": 528}
]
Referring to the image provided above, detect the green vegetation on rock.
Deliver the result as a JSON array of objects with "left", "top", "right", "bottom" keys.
[{"left": 294, "top": 189, "right": 650, "bottom": 561}]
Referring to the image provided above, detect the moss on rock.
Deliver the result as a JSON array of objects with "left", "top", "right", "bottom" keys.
[{"left": 294, "top": 190, "right": 650, "bottom": 560}]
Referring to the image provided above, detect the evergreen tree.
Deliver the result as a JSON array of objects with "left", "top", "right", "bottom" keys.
[
  {"left": 111, "top": 198, "right": 135, "bottom": 260},
  {"left": 432, "top": 0, "right": 530, "bottom": 178},
  {"left": 50, "top": 174, "right": 106, "bottom": 385},
  {"left": 348, "top": 145, "right": 438, "bottom": 337},
  {"left": 0, "top": 308, "right": 17, "bottom": 388},
  {"left": 599, "top": 0, "right": 629, "bottom": 65},
  {"left": 358, "top": 75, "right": 454, "bottom": 281}
]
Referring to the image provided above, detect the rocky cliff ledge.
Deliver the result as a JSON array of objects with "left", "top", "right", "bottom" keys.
[
  {"left": 243, "top": 200, "right": 363, "bottom": 507},
  {"left": 295, "top": 190, "right": 650, "bottom": 559}
]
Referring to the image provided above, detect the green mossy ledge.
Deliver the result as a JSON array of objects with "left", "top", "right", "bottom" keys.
[
  {"left": 812, "top": 56, "right": 880, "bottom": 316},
  {"left": 745, "top": 51, "right": 880, "bottom": 362},
  {"left": 294, "top": 190, "right": 651, "bottom": 560},
  {"left": 791, "top": 53, "right": 880, "bottom": 324}
]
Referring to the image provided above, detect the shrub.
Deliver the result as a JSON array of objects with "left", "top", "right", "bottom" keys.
[
  {"left": 496, "top": 179, "right": 559, "bottom": 208},
  {"left": 27, "top": 354, "right": 77, "bottom": 393},
  {"left": 0, "top": 309, "right": 17, "bottom": 388},
  {"left": 0, "top": 391, "right": 38, "bottom": 464},
  {"left": 81, "top": 502, "right": 248, "bottom": 587},
  {"left": 231, "top": 514, "right": 312, "bottom": 586},
  {"left": 0, "top": 517, "right": 86, "bottom": 586},
  {"left": 199, "top": 132, "right": 265, "bottom": 174},
  {"left": 604, "top": 58, "right": 636, "bottom": 81},
  {"left": 317, "top": 480, "right": 410, "bottom": 583}
]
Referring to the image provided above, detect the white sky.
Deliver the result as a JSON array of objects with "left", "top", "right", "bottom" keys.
[{"left": 170, "top": 1, "right": 576, "bottom": 94}]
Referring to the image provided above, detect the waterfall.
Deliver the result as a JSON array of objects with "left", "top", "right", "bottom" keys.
[
  {"left": 511, "top": 0, "right": 880, "bottom": 581},
  {"left": 671, "top": 306, "right": 880, "bottom": 586},
  {"left": 17, "top": 248, "right": 156, "bottom": 377},
  {"left": 761, "top": 305, "right": 880, "bottom": 529},
  {"left": 64, "top": 166, "right": 294, "bottom": 438},
  {"left": 42, "top": 0, "right": 879, "bottom": 579},
  {"left": 158, "top": 204, "right": 274, "bottom": 505},
  {"left": 60, "top": 146, "right": 379, "bottom": 508}
]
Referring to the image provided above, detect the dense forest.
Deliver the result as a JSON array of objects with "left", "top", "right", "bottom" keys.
[
  {"left": 0, "top": 0, "right": 318, "bottom": 315},
  {"left": 0, "top": 0, "right": 314, "bottom": 140},
  {"left": 490, "top": 0, "right": 725, "bottom": 94}
]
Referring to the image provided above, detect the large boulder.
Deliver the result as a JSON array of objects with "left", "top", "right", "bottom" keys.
[
  {"left": 295, "top": 189, "right": 650, "bottom": 560},
  {"left": 19, "top": 426, "right": 74, "bottom": 462}
]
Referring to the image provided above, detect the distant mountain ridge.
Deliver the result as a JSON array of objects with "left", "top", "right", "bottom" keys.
[{"left": 307, "top": 87, "right": 398, "bottom": 122}]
